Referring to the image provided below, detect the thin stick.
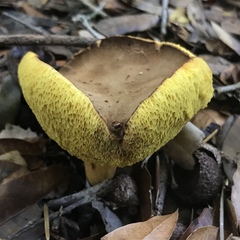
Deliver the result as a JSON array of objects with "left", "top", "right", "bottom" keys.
[
  {"left": 6, "top": 199, "right": 91, "bottom": 240},
  {"left": 72, "top": 14, "right": 105, "bottom": 39},
  {"left": 80, "top": 0, "right": 108, "bottom": 18},
  {"left": 43, "top": 204, "right": 50, "bottom": 240},
  {"left": 214, "top": 82, "right": 240, "bottom": 96},
  {"left": 161, "top": 0, "right": 169, "bottom": 36},
  {"left": 2, "top": 12, "right": 49, "bottom": 35},
  {"left": 0, "top": 34, "right": 95, "bottom": 46},
  {"left": 47, "top": 179, "right": 111, "bottom": 208},
  {"left": 7, "top": 180, "right": 111, "bottom": 240},
  {"left": 219, "top": 182, "right": 225, "bottom": 240}
]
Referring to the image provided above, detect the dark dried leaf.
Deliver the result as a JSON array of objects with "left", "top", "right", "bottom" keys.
[{"left": 0, "top": 165, "right": 69, "bottom": 224}]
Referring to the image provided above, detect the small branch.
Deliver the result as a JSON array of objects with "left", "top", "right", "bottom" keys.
[
  {"left": 80, "top": 0, "right": 108, "bottom": 18},
  {"left": 214, "top": 82, "right": 240, "bottom": 96},
  {"left": 161, "top": 0, "right": 169, "bottom": 36},
  {"left": 0, "top": 34, "right": 96, "bottom": 47},
  {"left": 7, "top": 180, "right": 111, "bottom": 240},
  {"left": 7, "top": 200, "right": 90, "bottom": 240},
  {"left": 48, "top": 179, "right": 111, "bottom": 208},
  {"left": 2, "top": 12, "right": 49, "bottom": 35},
  {"left": 72, "top": 14, "right": 105, "bottom": 39}
]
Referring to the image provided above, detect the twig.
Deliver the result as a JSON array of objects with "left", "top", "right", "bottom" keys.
[
  {"left": 155, "top": 152, "right": 169, "bottom": 215},
  {"left": 72, "top": 14, "right": 105, "bottom": 39},
  {"left": 161, "top": 0, "right": 169, "bottom": 36},
  {"left": 48, "top": 179, "right": 111, "bottom": 208},
  {"left": 80, "top": 0, "right": 108, "bottom": 18},
  {"left": 0, "top": 34, "right": 96, "bottom": 46},
  {"left": 219, "top": 181, "right": 226, "bottom": 240},
  {"left": 214, "top": 82, "right": 240, "bottom": 96},
  {"left": 44, "top": 204, "right": 50, "bottom": 240},
  {"left": 7, "top": 200, "right": 91, "bottom": 240},
  {"left": 88, "top": 0, "right": 109, "bottom": 19},
  {"left": 2, "top": 12, "right": 49, "bottom": 35},
  {"left": 7, "top": 180, "right": 111, "bottom": 240}
]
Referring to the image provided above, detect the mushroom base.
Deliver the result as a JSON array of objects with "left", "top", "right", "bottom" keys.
[{"left": 84, "top": 162, "right": 117, "bottom": 185}]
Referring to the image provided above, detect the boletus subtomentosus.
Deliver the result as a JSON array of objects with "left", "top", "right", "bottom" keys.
[{"left": 18, "top": 36, "right": 213, "bottom": 185}]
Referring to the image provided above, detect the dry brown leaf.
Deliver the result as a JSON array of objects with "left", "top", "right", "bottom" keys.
[
  {"left": 133, "top": 162, "right": 153, "bottom": 221},
  {"left": 226, "top": 235, "right": 240, "bottom": 240},
  {"left": 98, "top": 0, "right": 126, "bottom": 11},
  {"left": 187, "top": 0, "right": 216, "bottom": 38},
  {"left": 205, "top": 39, "right": 234, "bottom": 56},
  {"left": 211, "top": 21, "right": 240, "bottom": 56},
  {"left": 222, "top": 18, "right": 240, "bottom": 35},
  {"left": 17, "top": 1, "right": 47, "bottom": 18},
  {"left": 101, "top": 212, "right": 178, "bottom": 240},
  {"left": 0, "top": 138, "right": 45, "bottom": 156},
  {"left": 180, "top": 208, "right": 214, "bottom": 240},
  {"left": 0, "top": 165, "right": 69, "bottom": 224},
  {"left": 121, "top": 0, "right": 162, "bottom": 15},
  {"left": 220, "top": 64, "right": 240, "bottom": 84},
  {"left": 144, "top": 210, "right": 178, "bottom": 239},
  {"left": 0, "top": 138, "right": 45, "bottom": 170},
  {"left": 226, "top": 199, "right": 239, "bottom": 236},
  {"left": 191, "top": 109, "right": 228, "bottom": 130},
  {"left": 94, "top": 14, "right": 159, "bottom": 37},
  {"left": 199, "top": 54, "right": 234, "bottom": 78},
  {"left": 219, "top": 116, "right": 240, "bottom": 163},
  {"left": 186, "top": 226, "right": 219, "bottom": 240},
  {"left": 0, "top": 150, "right": 26, "bottom": 167}
]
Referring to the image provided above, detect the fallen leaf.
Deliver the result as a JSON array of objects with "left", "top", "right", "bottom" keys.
[
  {"left": 0, "top": 165, "right": 69, "bottom": 224},
  {"left": 133, "top": 162, "right": 153, "bottom": 221},
  {"left": 144, "top": 210, "right": 178, "bottom": 239},
  {"left": 191, "top": 109, "right": 227, "bottom": 130},
  {"left": 199, "top": 54, "right": 234, "bottom": 79},
  {"left": 121, "top": 0, "right": 162, "bottom": 15},
  {"left": 226, "top": 199, "right": 239, "bottom": 236},
  {"left": 187, "top": 0, "right": 216, "bottom": 38},
  {"left": 92, "top": 200, "right": 122, "bottom": 233},
  {"left": 0, "top": 204, "right": 43, "bottom": 239},
  {"left": 205, "top": 39, "right": 234, "bottom": 56},
  {"left": 180, "top": 208, "right": 214, "bottom": 240},
  {"left": 211, "top": 21, "right": 240, "bottom": 55},
  {"left": 186, "top": 226, "right": 219, "bottom": 239},
  {"left": 101, "top": 211, "right": 178, "bottom": 240},
  {"left": 94, "top": 14, "right": 159, "bottom": 37},
  {"left": 221, "top": 18, "right": 240, "bottom": 35},
  {"left": 218, "top": 116, "right": 240, "bottom": 163}
]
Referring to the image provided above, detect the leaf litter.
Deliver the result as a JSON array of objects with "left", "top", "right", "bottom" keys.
[{"left": 1, "top": 0, "right": 240, "bottom": 239}]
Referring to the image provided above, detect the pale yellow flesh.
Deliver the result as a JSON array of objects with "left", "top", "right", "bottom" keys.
[{"left": 18, "top": 37, "right": 213, "bottom": 170}]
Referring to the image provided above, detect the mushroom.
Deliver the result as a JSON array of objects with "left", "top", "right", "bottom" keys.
[{"left": 18, "top": 36, "right": 213, "bottom": 185}]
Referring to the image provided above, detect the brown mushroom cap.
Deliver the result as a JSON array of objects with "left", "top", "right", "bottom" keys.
[{"left": 18, "top": 36, "right": 213, "bottom": 168}]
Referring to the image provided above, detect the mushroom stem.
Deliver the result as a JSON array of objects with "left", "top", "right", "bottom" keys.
[
  {"left": 164, "top": 122, "right": 205, "bottom": 170},
  {"left": 84, "top": 162, "right": 117, "bottom": 185}
]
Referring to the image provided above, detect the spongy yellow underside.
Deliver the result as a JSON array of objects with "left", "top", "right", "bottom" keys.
[{"left": 18, "top": 40, "right": 213, "bottom": 167}]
